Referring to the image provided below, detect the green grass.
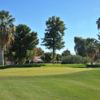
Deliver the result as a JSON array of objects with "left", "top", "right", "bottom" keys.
[
  {"left": 44, "top": 64, "right": 85, "bottom": 68},
  {"left": 0, "top": 64, "right": 100, "bottom": 100}
]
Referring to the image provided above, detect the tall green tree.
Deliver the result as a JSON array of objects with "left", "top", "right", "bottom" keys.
[
  {"left": 42, "top": 16, "right": 66, "bottom": 63},
  {"left": 74, "top": 37, "right": 98, "bottom": 64},
  {"left": 0, "top": 10, "right": 15, "bottom": 65},
  {"left": 96, "top": 17, "right": 100, "bottom": 61},
  {"left": 96, "top": 18, "right": 100, "bottom": 40},
  {"left": 9, "top": 24, "right": 38, "bottom": 64},
  {"left": 85, "top": 38, "right": 98, "bottom": 64},
  {"left": 74, "top": 37, "right": 86, "bottom": 57}
]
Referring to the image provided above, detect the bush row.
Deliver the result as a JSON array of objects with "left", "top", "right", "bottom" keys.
[{"left": 61, "top": 55, "right": 90, "bottom": 64}]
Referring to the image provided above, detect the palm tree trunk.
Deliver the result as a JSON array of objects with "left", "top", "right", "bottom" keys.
[{"left": 0, "top": 48, "right": 4, "bottom": 66}]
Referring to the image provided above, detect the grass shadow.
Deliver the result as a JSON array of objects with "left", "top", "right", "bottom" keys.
[
  {"left": 86, "top": 64, "right": 100, "bottom": 68},
  {"left": 0, "top": 63, "right": 45, "bottom": 70}
]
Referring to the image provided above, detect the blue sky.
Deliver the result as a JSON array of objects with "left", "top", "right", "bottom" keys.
[{"left": 0, "top": 0, "right": 100, "bottom": 54}]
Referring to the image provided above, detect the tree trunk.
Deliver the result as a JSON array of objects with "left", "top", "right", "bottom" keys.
[
  {"left": 52, "top": 37, "right": 56, "bottom": 64},
  {"left": 0, "top": 48, "right": 4, "bottom": 66},
  {"left": 52, "top": 46, "right": 55, "bottom": 64},
  {"left": 90, "top": 61, "right": 93, "bottom": 65}
]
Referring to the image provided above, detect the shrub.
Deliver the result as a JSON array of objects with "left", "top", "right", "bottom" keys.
[
  {"left": 41, "top": 52, "right": 52, "bottom": 63},
  {"left": 61, "top": 55, "right": 89, "bottom": 64},
  {"left": 86, "top": 64, "right": 100, "bottom": 68}
]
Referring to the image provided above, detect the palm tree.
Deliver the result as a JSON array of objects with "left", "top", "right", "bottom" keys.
[
  {"left": 86, "top": 38, "right": 98, "bottom": 65},
  {"left": 96, "top": 18, "right": 100, "bottom": 29},
  {"left": 0, "top": 10, "right": 15, "bottom": 66}
]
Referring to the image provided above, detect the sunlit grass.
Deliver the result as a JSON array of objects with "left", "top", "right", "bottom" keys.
[{"left": 0, "top": 66, "right": 91, "bottom": 77}]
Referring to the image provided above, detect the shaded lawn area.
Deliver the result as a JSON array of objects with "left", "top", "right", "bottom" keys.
[{"left": 0, "top": 67, "right": 100, "bottom": 100}]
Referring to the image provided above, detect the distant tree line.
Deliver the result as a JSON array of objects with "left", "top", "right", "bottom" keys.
[{"left": 0, "top": 10, "right": 100, "bottom": 65}]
